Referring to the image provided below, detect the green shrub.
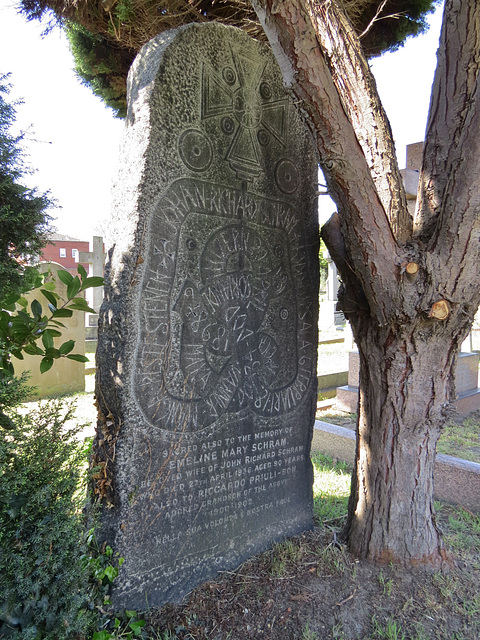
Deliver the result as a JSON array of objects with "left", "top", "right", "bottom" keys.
[
  {"left": 0, "top": 375, "right": 31, "bottom": 428},
  {"left": 0, "top": 393, "right": 95, "bottom": 639}
]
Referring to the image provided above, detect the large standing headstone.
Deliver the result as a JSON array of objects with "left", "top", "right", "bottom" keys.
[{"left": 94, "top": 23, "right": 319, "bottom": 610}]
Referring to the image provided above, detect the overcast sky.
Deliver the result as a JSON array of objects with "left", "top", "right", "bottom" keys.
[{"left": 0, "top": 1, "right": 443, "bottom": 239}]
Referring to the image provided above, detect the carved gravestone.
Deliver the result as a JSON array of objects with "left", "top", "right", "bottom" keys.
[{"left": 94, "top": 23, "right": 319, "bottom": 610}]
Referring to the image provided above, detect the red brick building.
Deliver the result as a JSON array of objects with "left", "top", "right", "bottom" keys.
[{"left": 40, "top": 233, "right": 90, "bottom": 273}]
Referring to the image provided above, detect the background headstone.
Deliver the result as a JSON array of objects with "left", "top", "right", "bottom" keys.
[
  {"left": 14, "top": 262, "right": 85, "bottom": 398},
  {"left": 94, "top": 23, "right": 318, "bottom": 610},
  {"left": 318, "top": 250, "right": 344, "bottom": 331}
]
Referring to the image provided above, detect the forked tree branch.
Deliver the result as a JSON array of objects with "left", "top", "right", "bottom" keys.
[
  {"left": 358, "top": 0, "right": 388, "bottom": 38},
  {"left": 252, "top": 0, "right": 400, "bottom": 323},
  {"left": 308, "top": 0, "right": 411, "bottom": 243}
]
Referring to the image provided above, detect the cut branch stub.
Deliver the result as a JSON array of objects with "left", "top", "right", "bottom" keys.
[
  {"left": 428, "top": 299, "right": 450, "bottom": 320},
  {"left": 405, "top": 261, "right": 420, "bottom": 282}
]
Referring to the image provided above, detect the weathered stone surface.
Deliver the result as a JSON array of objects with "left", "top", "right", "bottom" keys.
[{"left": 94, "top": 23, "right": 318, "bottom": 610}]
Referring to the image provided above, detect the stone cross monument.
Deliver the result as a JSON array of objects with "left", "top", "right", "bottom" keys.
[{"left": 93, "top": 23, "right": 319, "bottom": 610}]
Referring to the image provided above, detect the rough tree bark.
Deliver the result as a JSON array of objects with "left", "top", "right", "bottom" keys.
[{"left": 252, "top": 0, "right": 480, "bottom": 565}]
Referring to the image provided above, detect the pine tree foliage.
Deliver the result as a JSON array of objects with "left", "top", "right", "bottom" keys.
[
  {"left": 66, "top": 22, "right": 133, "bottom": 118},
  {"left": 18, "top": 0, "right": 440, "bottom": 118},
  {"left": 0, "top": 74, "right": 53, "bottom": 302}
]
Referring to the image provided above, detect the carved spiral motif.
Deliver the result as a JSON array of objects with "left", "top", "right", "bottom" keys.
[
  {"left": 260, "top": 82, "right": 272, "bottom": 100},
  {"left": 257, "top": 129, "right": 270, "bottom": 147},
  {"left": 221, "top": 117, "right": 235, "bottom": 135}
]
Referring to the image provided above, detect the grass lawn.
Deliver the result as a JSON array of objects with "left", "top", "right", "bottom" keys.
[
  {"left": 14, "top": 354, "right": 480, "bottom": 638},
  {"left": 140, "top": 453, "right": 480, "bottom": 640}
]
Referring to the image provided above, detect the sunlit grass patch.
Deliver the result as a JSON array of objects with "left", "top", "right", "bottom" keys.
[
  {"left": 437, "top": 415, "right": 480, "bottom": 463},
  {"left": 315, "top": 407, "right": 356, "bottom": 426},
  {"left": 435, "top": 501, "right": 480, "bottom": 556},
  {"left": 311, "top": 452, "right": 351, "bottom": 524},
  {"left": 317, "top": 341, "right": 348, "bottom": 375}
]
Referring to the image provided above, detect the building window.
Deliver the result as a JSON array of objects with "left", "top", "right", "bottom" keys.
[
  {"left": 72, "top": 249, "right": 79, "bottom": 262},
  {"left": 59, "top": 248, "right": 66, "bottom": 258}
]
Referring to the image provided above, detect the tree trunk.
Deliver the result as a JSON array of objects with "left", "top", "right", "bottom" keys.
[
  {"left": 345, "top": 318, "right": 457, "bottom": 565},
  {"left": 253, "top": 0, "right": 480, "bottom": 565}
]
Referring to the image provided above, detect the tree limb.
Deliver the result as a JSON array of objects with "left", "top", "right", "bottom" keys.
[
  {"left": 309, "top": 0, "right": 411, "bottom": 243},
  {"left": 416, "top": 0, "right": 480, "bottom": 237},
  {"left": 358, "top": 0, "right": 388, "bottom": 38},
  {"left": 321, "top": 212, "right": 370, "bottom": 315},
  {"left": 417, "top": 0, "right": 480, "bottom": 308},
  {"left": 252, "top": 0, "right": 400, "bottom": 324}
]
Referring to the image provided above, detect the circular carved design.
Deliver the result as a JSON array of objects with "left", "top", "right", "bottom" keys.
[
  {"left": 221, "top": 116, "right": 235, "bottom": 135},
  {"left": 222, "top": 67, "right": 236, "bottom": 85},
  {"left": 179, "top": 129, "right": 213, "bottom": 172},
  {"left": 257, "top": 129, "right": 270, "bottom": 147},
  {"left": 186, "top": 238, "right": 197, "bottom": 251},
  {"left": 280, "top": 308, "right": 289, "bottom": 320},
  {"left": 260, "top": 82, "right": 272, "bottom": 100},
  {"left": 275, "top": 159, "right": 299, "bottom": 194}
]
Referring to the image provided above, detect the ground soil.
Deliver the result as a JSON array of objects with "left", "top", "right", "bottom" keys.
[
  {"left": 28, "top": 373, "right": 480, "bottom": 638},
  {"left": 144, "top": 505, "right": 480, "bottom": 640},
  {"left": 59, "top": 377, "right": 480, "bottom": 638}
]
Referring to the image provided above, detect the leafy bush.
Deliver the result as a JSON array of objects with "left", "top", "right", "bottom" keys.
[
  {"left": 0, "top": 392, "right": 95, "bottom": 639},
  {"left": 0, "top": 375, "right": 30, "bottom": 428},
  {"left": 0, "top": 264, "right": 102, "bottom": 382},
  {"left": 0, "top": 261, "right": 106, "bottom": 637}
]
